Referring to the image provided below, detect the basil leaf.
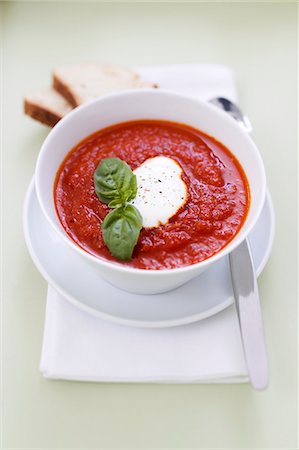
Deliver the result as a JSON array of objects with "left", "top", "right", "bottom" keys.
[
  {"left": 108, "top": 198, "right": 124, "bottom": 209},
  {"left": 127, "top": 173, "right": 138, "bottom": 202},
  {"left": 94, "top": 157, "right": 137, "bottom": 206},
  {"left": 102, "top": 205, "right": 143, "bottom": 261},
  {"left": 93, "top": 157, "right": 143, "bottom": 261}
]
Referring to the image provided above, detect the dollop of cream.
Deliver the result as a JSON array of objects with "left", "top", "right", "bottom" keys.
[{"left": 131, "top": 156, "right": 188, "bottom": 228}]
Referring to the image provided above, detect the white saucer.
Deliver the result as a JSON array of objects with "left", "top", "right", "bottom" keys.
[{"left": 23, "top": 179, "right": 275, "bottom": 328}]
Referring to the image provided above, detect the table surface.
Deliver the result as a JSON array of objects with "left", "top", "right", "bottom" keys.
[{"left": 2, "top": 2, "right": 298, "bottom": 449}]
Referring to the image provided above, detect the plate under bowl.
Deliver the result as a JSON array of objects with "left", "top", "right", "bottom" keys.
[{"left": 23, "top": 179, "right": 275, "bottom": 328}]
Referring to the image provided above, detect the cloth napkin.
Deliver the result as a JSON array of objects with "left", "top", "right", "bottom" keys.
[{"left": 40, "top": 64, "right": 248, "bottom": 383}]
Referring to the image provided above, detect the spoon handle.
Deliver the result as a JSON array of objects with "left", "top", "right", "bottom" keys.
[
  {"left": 229, "top": 239, "right": 269, "bottom": 389},
  {"left": 210, "top": 97, "right": 269, "bottom": 389}
]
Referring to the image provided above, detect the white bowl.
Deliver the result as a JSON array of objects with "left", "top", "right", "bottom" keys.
[{"left": 35, "top": 89, "right": 266, "bottom": 294}]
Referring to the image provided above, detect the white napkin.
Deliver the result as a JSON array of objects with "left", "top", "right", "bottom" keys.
[{"left": 40, "top": 64, "right": 248, "bottom": 383}]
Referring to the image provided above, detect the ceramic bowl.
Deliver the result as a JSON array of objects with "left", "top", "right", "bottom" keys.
[{"left": 35, "top": 89, "right": 266, "bottom": 294}]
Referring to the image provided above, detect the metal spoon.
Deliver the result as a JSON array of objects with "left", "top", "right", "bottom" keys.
[
  {"left": 209, "top": 97, "right": 269, "bottom": 390},
  {"left": 209, "top": 97, "right": 252, "bottom": 133}
]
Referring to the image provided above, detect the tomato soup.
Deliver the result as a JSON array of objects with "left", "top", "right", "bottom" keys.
[{"left": 54, "top": 120, "right": 250, "bottom": 269}]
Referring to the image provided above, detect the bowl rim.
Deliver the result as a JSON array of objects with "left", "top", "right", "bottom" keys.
[{"left": 35, "top": 88, "right": 267, "bottom": 275}]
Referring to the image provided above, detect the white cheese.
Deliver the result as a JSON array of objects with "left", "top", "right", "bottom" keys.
[{"left": 131, "top": 156, "right": 188, "bottom": 228}]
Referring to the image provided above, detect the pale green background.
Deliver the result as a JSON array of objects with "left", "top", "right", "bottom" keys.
[{"left": 1, "top": 1, "right": 298, "bottom": 449}]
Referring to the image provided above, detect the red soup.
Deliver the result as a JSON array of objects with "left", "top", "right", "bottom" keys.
[{"left": 54, "top": 120, "right": 250, "bottom": 269}]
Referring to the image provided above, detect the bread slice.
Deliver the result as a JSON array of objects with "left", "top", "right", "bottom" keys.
[
  {"left": 24, "top": 87, "right": 73, "bottom": 127},
  {"left": 53, "top": 63, "right": 155, "bottom": 107}
]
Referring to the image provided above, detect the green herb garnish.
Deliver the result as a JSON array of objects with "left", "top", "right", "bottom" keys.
[
  {"left": 101, "top": 205, "right": 142, "bottom": 261},
  {"left": 94, "top": 158, "right": 142, "bottom": 261},
  {"left": 94, "top": 157, "right": 137, "bottom": 208}
]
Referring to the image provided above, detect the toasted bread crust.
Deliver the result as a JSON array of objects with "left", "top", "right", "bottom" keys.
[
  {"left": 24, "top": 98, "right": 61, "bottom": 127},
  {"left": 24, "top": 66, "right": 159, "bottom": 126},
  {"left": 53, "top": 64, "right": 158, "bottom": 106},
  {"left": 53, "top": 74, "right": 79, "bottom": 107}
]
